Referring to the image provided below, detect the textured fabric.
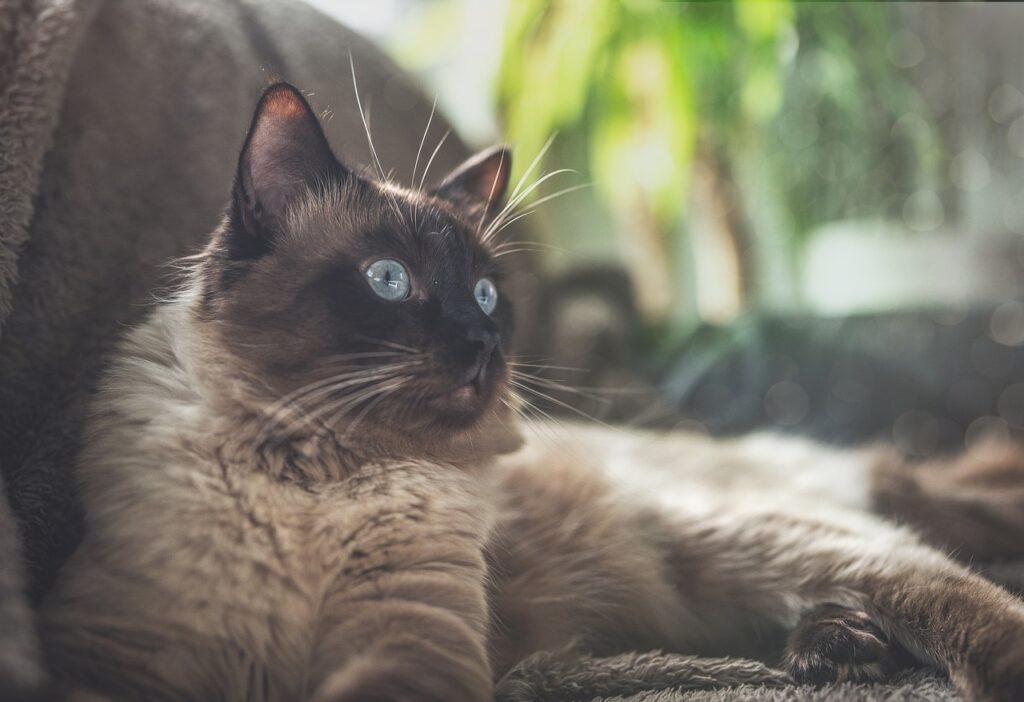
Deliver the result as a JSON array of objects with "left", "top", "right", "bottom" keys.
[
  {"left": 0, "top": 1, "right": 103, "bottom": 694},
  {"left": 496, "top": 650, "right": 960, "bottom": 702},
  {"left": 0, "top": 0, "right": 102, "bottom": 336},
  {"left": 496, "top": 650, "right": 792, "bottom": 702}
]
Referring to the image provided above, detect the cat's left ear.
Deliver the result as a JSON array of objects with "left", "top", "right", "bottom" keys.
[
  {"left": 432, "top": 145, "right": 511, "bottom": 217},
  {"left": 229, "top": 83, "right": 342, "bottom": 258}
]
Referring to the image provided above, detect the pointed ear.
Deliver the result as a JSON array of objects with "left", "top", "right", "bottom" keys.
[
  {"left": 432, "top": 145, "right": 511, "bottom": 217},
  {"left": 229, "top": 83, "right": 341, "bottom": 258}
]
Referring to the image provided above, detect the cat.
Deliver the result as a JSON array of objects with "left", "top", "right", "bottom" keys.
[{"left": 40, "top": 82, "right": 1024, "bottom": 702}]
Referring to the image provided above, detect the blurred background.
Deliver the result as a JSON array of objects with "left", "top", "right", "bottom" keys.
[{"left": 309, "top": 0, "right": 1024, "bottom": 454}]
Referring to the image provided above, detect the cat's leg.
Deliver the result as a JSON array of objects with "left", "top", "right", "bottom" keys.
[
  {"left": 306, "top": 466, "right": 494, "bottom": 702},
  {"left": 307, "top": 594, "right": 492, "bottom": 702},
  {"left": 653, "top": 507, "right": 1024, "bottom": 700},
  {"left": 871, "top": 438, "right": 1024, "bottom": 561}
]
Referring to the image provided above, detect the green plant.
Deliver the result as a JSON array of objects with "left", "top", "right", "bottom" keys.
[{"left": 496, "top": 1, "right": 940, "bottom": 318}]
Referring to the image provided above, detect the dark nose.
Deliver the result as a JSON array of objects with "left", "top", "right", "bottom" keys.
[{"left": 465, "top": 326, "right": 499, "bottom": 373}]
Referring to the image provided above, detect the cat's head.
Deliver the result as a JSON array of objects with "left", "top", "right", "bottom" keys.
[{"left": 196, "top": 83, "right": 519, "bottom": 456}]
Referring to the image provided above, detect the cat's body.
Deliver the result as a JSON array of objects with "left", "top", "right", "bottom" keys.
[
  {"left": 42, "top": 298, "right": 495, "bottom": 701},
  {"left": 42, "top": 84, "right": 1024, "bottom": 701}
]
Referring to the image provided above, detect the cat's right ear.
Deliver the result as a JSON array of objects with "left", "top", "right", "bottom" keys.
[{"left": 228, "top": 83, "right": 342, "bottom": 259}]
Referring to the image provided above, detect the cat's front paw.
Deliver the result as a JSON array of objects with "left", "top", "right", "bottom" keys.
[
  {"left": 310, "top": 642, "right": 492, "bottom": 702},
  {"left": 783, "top": 604, "right": 909, "bottom": 685}
]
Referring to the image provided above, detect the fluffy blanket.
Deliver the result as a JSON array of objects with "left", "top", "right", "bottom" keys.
[
  {"left": 0, "top": 1, "right": 1013, "bottom": 700},
  {"left": 495, "top": 652, "right": 959, "bottom": 702}
]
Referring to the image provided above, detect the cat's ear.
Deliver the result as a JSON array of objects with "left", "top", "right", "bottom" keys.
[
  {"left": 229, "top": 83, "right": 342, "bottom": 257},
  {"left": 432, "top": 145, "right": 511, "bottom": 217}
]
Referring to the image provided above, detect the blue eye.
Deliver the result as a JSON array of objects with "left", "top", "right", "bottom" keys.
[
  {"left": 365, "top": 259, "right": 410, "bottom": 301},
  {"left": 474, "top": 278, "right": 498, "bottom": 315}
]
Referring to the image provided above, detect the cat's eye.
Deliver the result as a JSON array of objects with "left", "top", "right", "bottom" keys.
[
  {"left": 474, "top": 278, "right": 498, "bottom": 315},
  {"left": 365, "top": 259, "right": 410, "bottom": 301}
]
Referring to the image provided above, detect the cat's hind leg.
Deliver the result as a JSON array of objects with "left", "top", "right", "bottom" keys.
[{"left": 872, "top": 439, "right": 1024, "bottom": 562}]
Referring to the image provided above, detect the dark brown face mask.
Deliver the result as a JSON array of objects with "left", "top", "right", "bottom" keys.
[{"left": 199, "top": 82, "right": 516, "bottom": 439}]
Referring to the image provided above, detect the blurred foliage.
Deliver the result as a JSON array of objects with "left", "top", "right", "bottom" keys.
[{"left": 496, "top": 0, "right": 941, "bottom": 246}]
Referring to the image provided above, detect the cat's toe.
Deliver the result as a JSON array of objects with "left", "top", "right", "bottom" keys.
[{"left": 783, "top": 604, "right": 908, "bottom": 685}]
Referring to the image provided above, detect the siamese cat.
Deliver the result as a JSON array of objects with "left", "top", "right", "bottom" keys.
[{"left": 42, "top": 83, "right": 1024, "bottom": 701}]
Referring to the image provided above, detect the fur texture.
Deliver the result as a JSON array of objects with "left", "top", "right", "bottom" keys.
[
  {"left": 41, "top": 83, "right": 1024, "bottom": 702},
  {"left": 0, "top": 0, "right": 476, "bottom": 605}
]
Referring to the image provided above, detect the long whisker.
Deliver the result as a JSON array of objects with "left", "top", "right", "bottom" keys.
[
  {"left": 300, "top": 372, "right": 409, "bottom": 436},
  {"left": 412, "top": 95, "right": 437, "bottom": 189},
  {"left": 496, "top": 168, "right": 577, "bottom": 219},
  {"left": 418, "top": 128, "right": 451, "bottom": 193},
  {"left": 508, "top": 134, "right": 556, "bottom": 203},
  {"left": 507, "top": 389, "right": 567, "bottom": 448},
  {"left": 510, "top": 182, "right": 590, "bottom": 213},
  {"left": 261, "top": 357, "right": 415, "bottom": 419},
  {"left": 337, "top": 376, "right": 413, "bottom": 440},
  {"left": 274, "top": 372, "right": 412, "bottom": 437},
  {"left": 260, "top": 362, "right": 422, "bottom": 436},
  {"left": 411, "top": 95, "right": 438, "bottom": 232},
  {"left": 508, "top": 361, "right": 589, "bottom": 373},
  {"left": 482, "top": 169, "right": 579, "bottom": 243},
  {"left": 349, "top": 53, "right": 406, "bottom": 224},
  {"left": 491, "top": 240, "right": 570, "bottom": 255},
  {"left": 507, "top": 377, "right": 613, "bottom": 428},
  {"left": 283, "top": 385, "right": 379, "bottom": 437},
  {"left": 509, "top": 370, "right": 611, "bottom": 407},
  {"left": 476, "top": 148, "right": 508, "bottom": 236},
  {"left": 484, "top": 209, "right": 538, "bottom": 248},
  {"left": 486, "top": 183, "right": 591, "bottom": 243},
  {"left": 510, "top": 363, "right": 650, "bottom": 396}
]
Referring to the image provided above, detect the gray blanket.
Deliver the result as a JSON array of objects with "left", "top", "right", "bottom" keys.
[
  {"left": 0, "top": 1, "right": 1010, "bottom": 700},
  {"left": 495, "top": 651, "right": 958, "bottom": 702}
]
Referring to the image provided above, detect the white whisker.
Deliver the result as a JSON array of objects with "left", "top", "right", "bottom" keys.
[
  {"left": 482, "top": 169, "right": 578, "bottom": 243},
  {"left": 348, "top": 52, "right": 406, "bottom": 224},
  {"left": 509, "top": 370, "right": 611, "bottom": 407},
  {"left": 411, "top": 95, "right": 438, "bottom": 231},
  {"left": 508, "top": 377, "right": 612, "bottom": 429},
  {"left": 508, "top": 134, "right": 556, "bottom": 202},
  {"left": 486, "top": 183, "right": 591, "bottom": 243},
  {"left": 418, "top": 128, "right": 451, "bottom": 193},
  {"left": 259, "top": 361, "right": 422, "bottom": 437},
  {"left": 337, "top": 376, "right": 413, "bottom": 440},
  {"left": 412, "top": 95, "right": 437, "bottom": 189},
  {"left": 476, "top": 148, "right": 508, "bottom": 236}
]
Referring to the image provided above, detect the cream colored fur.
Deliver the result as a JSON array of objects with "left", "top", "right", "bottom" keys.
[
  {"left": 42, "top": 289, "right": 1024, "bottom": 701},
  {"left": 43, "top": 295, "right": 494, "bottom": 700}
]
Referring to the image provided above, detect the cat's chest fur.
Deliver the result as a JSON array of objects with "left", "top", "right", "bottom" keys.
[{"left": 55, "top": 376, "right": 489, "bottom": 698}]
